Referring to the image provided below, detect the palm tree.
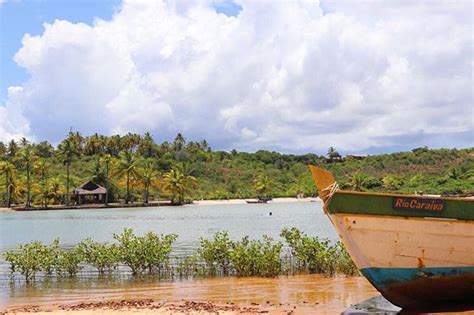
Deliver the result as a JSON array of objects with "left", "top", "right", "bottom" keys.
[
  {"left": 7, "top": 140, "right": 18, "bottom": 158},
  {"left": 66, "top": 131, "right": 84, "bottom": 155},
  {"left": 350, "top": 173, "right": 366, "bottom": 191},
  {"left": 253, "top": 174, "right": 273, "bottom": 199},
  {"left": 58, "top": 140, "right": 75, "bottom": 205},
  {"left": 163, "top": 166, "right": 196, "bottom": 204},
  {"left": 173, "top": 133, "right": 186, "bottom": 152},
  {"left": 33, "top": 182, "right": 50, "bottom": 208},
  {"left": 90, "top": 156, "right": 105, "bottom": 184},
  {"left": 137, "top": 159, "right": 160, "bottom": 203},
  {"left": 17, "top": 144, "right": 35, "bottom": 207},
  {"left": 447, "top": 168, "right": 461, "bottom": 180},
  {"left": 0, "top": 142, "right": 7, "bottom": 157},
  {"left": 0, "top": 161, "right": 15, "bottom": 207},
  {"left": 48, "top": 177, "right": 65, "bottom": 205},
  {"left": 33, "top": 158, "right": 50, "bottom": 207},
  {"left": 85, "top": 133, "right": 102, "bottom": 156},
  {"left": 138, "top": 132, "right": 155, "bottom": 158},
  {"left": 114, "top": 151, "right": 139, "bottom": 204},
  {"left": 100, "top": 154, "right": 112, "bottom": 205},
  {"left": 327, "top": 146, "right": 341, "bottom": 162}
]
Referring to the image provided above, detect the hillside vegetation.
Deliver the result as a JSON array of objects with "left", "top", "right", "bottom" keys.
[{"left": 0, "top": 132, "right": 472, "bottom": 207}]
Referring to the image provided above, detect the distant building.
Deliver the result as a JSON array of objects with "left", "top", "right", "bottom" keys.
[
  {"left": 346, "top": 154, "right": 368, "bottom": 160},
  {"left": 71, "top": 180, "right": 107, "bottom": 205}
]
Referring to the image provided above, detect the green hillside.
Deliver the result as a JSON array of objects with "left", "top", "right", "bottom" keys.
[{"left": 0, "top": 132, "right": 472, "bottom": 207}]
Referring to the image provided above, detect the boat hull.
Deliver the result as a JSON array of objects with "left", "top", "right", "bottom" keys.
[
  {"left": 329, "top": 212, "right": 474, "bottom": 309},
  {"left": 361, "top": 266, "right": 474, "bottom": 309},
  {"left": 308, "top": 166, "right": 474, "bottom": 309}
]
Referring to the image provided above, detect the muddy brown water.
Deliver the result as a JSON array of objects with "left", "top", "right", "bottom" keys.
[{"left": 3, "top": 275, "right": 379, "bottom": 313}]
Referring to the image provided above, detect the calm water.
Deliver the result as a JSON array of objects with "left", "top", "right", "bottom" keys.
[
  {"left": 0, "top": 201, "right": 334, "bottom": 250},
  {"left": 0, "top": 201, "right": 336, "bottom": 306}
]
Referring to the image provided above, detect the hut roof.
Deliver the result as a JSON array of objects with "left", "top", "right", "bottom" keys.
[{"left": 73, "top": 180, "right": 106, "bottom": 195}]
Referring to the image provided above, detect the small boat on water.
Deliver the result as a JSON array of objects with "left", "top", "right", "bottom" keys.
[
  {"left": 246, "top": 197, "right": 272, "bottom": 204},
  {"left": 308, "top": 166, "right": 474, "bottom": 310},
  {"left": 245, "top": 200, "right": 267, "bottom": 204}
]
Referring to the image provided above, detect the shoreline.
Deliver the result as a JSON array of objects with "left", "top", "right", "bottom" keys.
[
  {"left": 191, "top": 197, "right": 321, "bottom": 206},
  {"left": 2, "top": 197, "right": 322, "bottom": 212}
]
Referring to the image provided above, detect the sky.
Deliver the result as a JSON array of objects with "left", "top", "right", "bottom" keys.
[{"left": 0, "top": 0, "right": 472, "bottom": 155}]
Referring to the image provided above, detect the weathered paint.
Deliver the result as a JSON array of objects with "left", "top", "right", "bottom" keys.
[
  {"left": 361, "top": 267, "right": 474, "bottom": 309},
  {"left": 331, "top": 213, "right": 474, "bottom": 269},
  {"left": 329, "top": 191, "right": 474, "bottom": 221}
]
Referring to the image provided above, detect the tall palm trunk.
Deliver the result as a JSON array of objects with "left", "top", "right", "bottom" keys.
[
  {"left": 126, "top": 171, "right": 130, "bottom": 204},
  {"left": 66, "top": 162, "right": 70, "bottom": 206},
  {"left": 105, "top": 161, "right": 109, "bottom": 205},
  {"left": 42, "top": 169, "right": 47, "bottom": 207},
  {"left": 26, "top": 160, "right": 31, "bottom": 207},
  {"left": 144, "top": 183, "right": 149, "bottom": 204},
  {"left": 4, "top": 172, "right": 10, "bottom": 207}
]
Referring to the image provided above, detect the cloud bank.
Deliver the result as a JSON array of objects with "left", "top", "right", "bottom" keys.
[{"left": 1, "top": 0, "right": 472, "bottom": 153}]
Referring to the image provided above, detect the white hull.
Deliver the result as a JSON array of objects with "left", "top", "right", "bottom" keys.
[{"left": 330, "top": 213, "right": 474, "bottom": 269}]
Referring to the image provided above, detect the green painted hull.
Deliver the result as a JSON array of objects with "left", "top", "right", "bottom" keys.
[{"left": 328, "top": 191, "right": 474, "bottom": 221}]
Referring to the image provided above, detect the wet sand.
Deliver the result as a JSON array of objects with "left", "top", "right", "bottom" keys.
[{"left": 2, "top": 275, "right": 378, "bottom": 314}]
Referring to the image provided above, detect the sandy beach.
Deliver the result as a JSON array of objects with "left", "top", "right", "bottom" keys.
[
  {"left": 191, "top": 197, "right": 321, "bottom": 206},
  {"left": 2, "top": 197, "right": 321, "bottom": 212},
  {"left": 2, "top": 275, "right": 379, "bottom": 314}
]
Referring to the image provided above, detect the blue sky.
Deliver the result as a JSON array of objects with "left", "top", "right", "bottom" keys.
[
  {"left": 1, "top": 0, "right": 121, "bottom": 103},
  {"left": 0, "top": 0, "right": 243, "bottom": 138},
  {"left": 1, "top": 0, "right": 242, "bottom": 103},
  {"left": 0, "top": 0, "right": 472, "bottom": 154}
]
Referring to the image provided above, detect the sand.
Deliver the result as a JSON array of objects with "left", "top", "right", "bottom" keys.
[{"left": 191, "top": 197, "right": 321, "bottom": 206}]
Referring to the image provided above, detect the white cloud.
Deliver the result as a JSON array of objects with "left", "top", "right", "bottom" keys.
[{"left": 1, "top": 0, "right": 472, "bottom": 153}]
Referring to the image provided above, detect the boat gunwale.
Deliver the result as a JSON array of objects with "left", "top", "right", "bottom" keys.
[{"left": 335, "top": 190, "right": 474, "bottom": 202}]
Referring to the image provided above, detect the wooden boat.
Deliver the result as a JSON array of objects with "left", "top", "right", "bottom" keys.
[
  {"left": 246, "top": 197, "right": 272, "bottom": 204},
  {"left": 245, "top": 199, "right": 267, "bottom": 204},
  {"left": 308, "top": 166, "right": 474, "bottom": 310}
]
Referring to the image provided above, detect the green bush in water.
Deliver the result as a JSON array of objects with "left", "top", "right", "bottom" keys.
[
  {"left": 113, "top": 228, "right": 177, "bottom": 275},
  {"left": 4, "top": 227, "right": 358, "bottom": 281},
  {"left": 335, "top": 241, "right": 359, "bottom": 276},
  {"left": 56, "top": 247, "right": 83, "bottom": 277},
  {"left": 176, "top": 254, "right": 205, "bottom": 278},
  {"left": 280, "top": 227, "right": 358, "bottom": 276},
  {"left": 77, "top": 238, "right": 119, "bottom": 274},
  {"left": 4, "top": 239, "right": 60, "bottom": 282},
  {"left": 198, "top": 230, "right": 233, "bottom": 275},
  {"left": 230, "top": 235, "right": 282, "bottom": 277}
]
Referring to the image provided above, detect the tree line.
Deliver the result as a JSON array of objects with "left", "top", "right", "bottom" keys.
[
  {"left": 0, "top": 132, "right": 473, "bottom": 208},
  {"left": 0, "top": 133, "right": 200, "bottom": 207}
]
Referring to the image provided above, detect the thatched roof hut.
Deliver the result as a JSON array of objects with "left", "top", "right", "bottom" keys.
[{"left": 72, "top": 180, "right": 106, "bottom": 204}]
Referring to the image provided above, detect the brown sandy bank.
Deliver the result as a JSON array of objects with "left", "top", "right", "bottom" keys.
[{"left": 2, "top": 275, "right": 378, "bottom": 314}]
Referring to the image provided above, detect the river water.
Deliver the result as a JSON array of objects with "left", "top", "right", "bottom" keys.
[{"left": 0, "top": 201, "right": 347, "bottom": 309}]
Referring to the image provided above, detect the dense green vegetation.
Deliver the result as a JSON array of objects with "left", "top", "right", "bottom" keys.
[
  {"left": 4, "top": 228, "right": 357, "bottom": 282},
  {"left": 0, "top": 133, "right": 472, "bottom": 207}
]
